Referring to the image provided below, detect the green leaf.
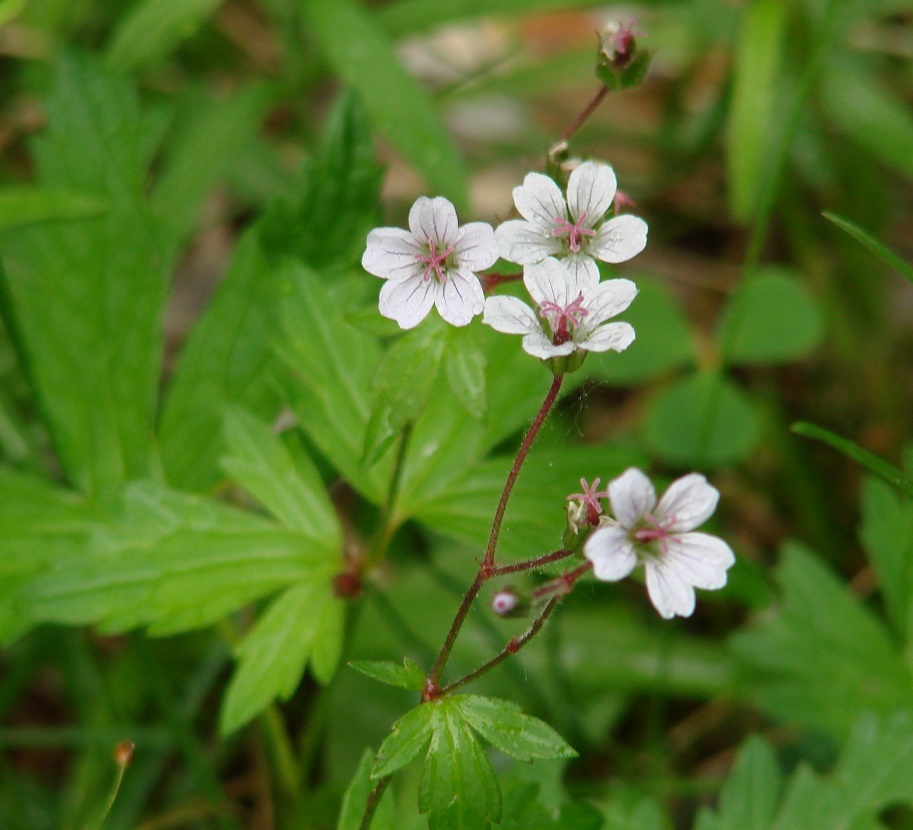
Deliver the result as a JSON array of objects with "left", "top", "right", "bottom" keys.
[
  {"left": 22, "top": 481, "right": 332, "bottom": 636},
  {"left": 727, "top": 0, "right": 788, "bottom": 221},
  {"left": 444, "top": 328, "right": 488, "bottom": 417},
  {"left": 0, "top": 467, "right": 101, "bottom": 644},
  {"left": 150, "top": 85, "right": 273, "bottom": 245},
  {"left": 453, "top": 696, "right": 576, "bottom": 762},
  {"left": 791, "top": 422, "right": 913, "bottom": 501},
  {"left": 824, "top": 65, "right": 913, "bottom": 182},
  {"left": 363, "top": 325, "right": 446, "bottom": 467},
  {"left": 731, "top": 542, "right": 913, "bottom": 737},
  {"left": 278, "top": 262, "right": 388, "bottom": 503},
  {"left": 299, "top": 0, "right": 467, "bottom": 206},
  {"left": 0, "top": 53, "right": 169, "bottom": 494},
  {"left": 372, "top": 704, "right": 435, "bottom": 778},
  {"left": 718, "top": 269, "right": 824, "bottom": 366},
  {"left": 823, "top": 211, "right": 913, "bottom": 286},
  {"left": 337, "top": 750, "right": 395, "bottom": 830},
  {"left": 585, "top": 276, "right": 695, "bottom": 385},
  {"left": 419, "top": 700, "right": 501, "bottom": 825},
  {"left": 220, "top": 580, "right": 340, "bottom": 733},
  {"left": 259, "top": 92, "right": 383, "bottom": 272},
  {"left": 0, "top": 188, "right": 108, "bottom": 230},
  {"left": 643, "top": 372, "right": 760, "bottom": 466},
  {"left": 712, "top": 737, "right": 781, "bottom": 830},
  {"left": 106, "top": 0, "right": 224, "bottom": 71},
  {"left": 860, "top": 476, "right": 913, "bottom": 642},
  {"left": 348, "top": 658, "right": 426, "bottom": 690},
  {"left": 159, "top": 228, "right": 284, "bottom": 492},
  {"left": 222, "top": 407, "right": 341, "bottom": 545}
]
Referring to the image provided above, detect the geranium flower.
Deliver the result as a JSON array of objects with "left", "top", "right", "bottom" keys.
[
  {"left": 482, "top": 257, "right": 636, "bottom": 360},
  {"left": 362, "top": 196, "right": 498, "bottom": 329},
  {"left": 583, "top": 468, "right": 735, "bottom": 619},
  {"left": 495, "top": 161, "right": 648, "bottom": 283}
]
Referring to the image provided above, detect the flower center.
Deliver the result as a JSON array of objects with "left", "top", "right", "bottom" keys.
[
  {"left": 538, "top": 293, "right": 588, "bottom": 345},
  {"left": 567, "top": 478, "right": 607, "bottom": 525},
  {"left": 633, "top": 514, "right": 676, "bottom": 557},
  {"left": 551, "top": 212, "right": 596, "bottom": 253},
  {"left": 414, "top": 238, "right": 454, "bottom": 283}
]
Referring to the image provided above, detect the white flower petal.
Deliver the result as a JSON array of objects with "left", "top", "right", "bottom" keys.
[
  {"left": 524, "top": 257, "right": 573, "bottom": 308},
  {"left": 561, "top": 254, "right": 601, "bottom": 293},
  {"left": 645, "top": 560, "right": 696, "bottom": 619},
  {"left": 378, "top": 276, "right": 436, "bottom": 329},
  {"left": 656, "top": 474, "right": 720, "bottom": 531},
  {"left": 608, "top": 467, "right": 656, "bottom": 528},
  {"left": 583, "top": 278, "right": 638, "bottom": 323},
  {"left": 495, "top": 219, "right": 562, "bottom": 264},
  {"left": 453, "top": 222, "right": 499, "bottom": 272},
  {"left": 512, "top": 172, "right": 568, "bottom": 228},
  {"left": 589, "top": 214, "right": 648, "bottom": 264},
  {"left": 435, "top": 270, "right": 484, "bottom": 327},
  {"left": 584, "top": 525, "right": 638, "bottom": 581},
  {"left": 408, "top": 196, "right": 459, "bottom": 245},
  {"left": 362, "top": 227, "right": 423, "bottom": 281},
  {"left": 666, "top": 532, "right": 735, "bottom": 589},
  {"left": 578, "top": 321, "right": 635, "bottom": 353},
  {"left": 483, "top": 295, "right": 539, "bottom": 335},
  {"left": 522, "top": 332, "right": 573, "bottom": 360},
  {"left": 567, "top": 162, "right": 616, "bottom": 226}
]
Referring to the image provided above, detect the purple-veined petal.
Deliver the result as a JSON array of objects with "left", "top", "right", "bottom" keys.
[
  {"left": 666, "top": 532, "right": 735, "bottom": 588},
  {"left": 453, "top": 222, "right": 499, "bottom": 272},
  {"left": 435, "top": 270, "right": 484, "bottom": 327},
  {"left": 608, "top": 467, "right": 656, "bottom": 528},
  {"left": 495, "top": 219, "right": 562, "bottom": 264},
  {"left": 589, "top": 214, "right": 648, "bottom": 263},
  {"left": 408, "top": 196, "right": 459, "bottom": 246},
  {"left": 656, "top": 474, "right": 720, "bottom": 531},
  {"left": 567, "top": 162, "right": 616, "bottom": 226},
  {"left": 561, "top": 254, "right": 601, "bottom": 292},
  {"left": 483, "top": 295, "right": 539, "bottom": 335},
  {"left": 583, "top": 278, "right": 638, "bottom": 323},
  {"left": 584, "top": 525, "right": 638, "bottom": 581},
  {"left": 378, "top": 276, "right": 436, "bottom": 329},
  {"left": 578, "top": 321, "right": 635, "bottom": 353},
  {"left": 522, "top": 333, "right": 574, "bottom": 360},
  {"left": 362, "top": 227, "right": 424, "bottom": 281},
  {"left": 524, "top": 257, "right": 573, "bottom": 308},
  {"left": 512, "top": 172, "right": 567, "bottom": 228},
  {"left": 645, "top": 560, "right": 696, "bottom": 618}
]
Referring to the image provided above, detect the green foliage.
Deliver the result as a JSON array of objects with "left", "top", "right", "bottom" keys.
[
  {"left": 0, "top": 188, "right": 108, "bottom": 230},
  {"left": 299, "top": 0, "right": 467, "bottom": 207},
  {"left": 349, "top": 658, "right": 427, "bottom": 690},
  {"left": 823, "top": 211, "right": 913, "bottom": 286}
]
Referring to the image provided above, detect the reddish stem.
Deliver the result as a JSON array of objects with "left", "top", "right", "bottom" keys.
[
  {"left": 558, "top": 86, "right": 609, "bottom": 145},
  {"left": 489, "top": 548, "right": 574, "bottom": 577}
]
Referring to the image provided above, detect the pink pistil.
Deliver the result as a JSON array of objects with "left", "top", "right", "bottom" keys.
[
  {"left": 568, "top": 477, "right": 607, "bottom": 525},
  {"left": 634, "top": 514, "right": 677, "bottom": 557},
  {"left": 414, "top": 238, "right": 454, "bottom": 283},
  {"left": 551, "top": 212, "right": 596, "bottom": 253},
  {"left": 538, "top": 293, "right": 589, "bottom": 345}
]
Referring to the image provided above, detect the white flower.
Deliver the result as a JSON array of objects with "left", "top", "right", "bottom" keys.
[
  {"left": 495, "top": 161, "right": 648, "bottom": 284},
  {"left": 482, "top": 257, "right": 636, "bottom": 360},
  {"left": 362, "top": 196, "right": 499, "bottom": 329},
  {"left": 583, "top": 468, "right": 735, "bottom": 619}
]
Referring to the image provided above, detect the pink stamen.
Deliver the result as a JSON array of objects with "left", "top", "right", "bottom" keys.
[
  {"left": 633, "top": 514, "right": 677, "bottom": 557},
  {"left": 567, "top": 477, "right": 608, "bottom": 525},
  {"left": 551, "top": 212, "right": 596, "bottom": 253},
  {"left": 538, "top": 293, "right": 589, "bottom": 345},
  {"left": 414, "top": 238, "right": 454, "bottom": 283}
]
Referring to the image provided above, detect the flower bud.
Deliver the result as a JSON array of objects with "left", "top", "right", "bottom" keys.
[
  {"left": 595, "top": 21, "right": 652, "bottom": 91},
  {"left": 491, "top": 589, "right": 528, "bottom": 618}
]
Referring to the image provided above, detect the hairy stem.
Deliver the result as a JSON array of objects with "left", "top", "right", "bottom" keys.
[
  {"left": 489, "top": 548, "right": 574, "bottom": 577},
  {"left": 559, "top": 86, "right": 609, "bottom": 145}
]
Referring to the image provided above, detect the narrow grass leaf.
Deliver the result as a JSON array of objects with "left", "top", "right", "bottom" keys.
[
  {"left": 823, "top": 211, "right": 913, "bottom": 286},
  {"left": 0, "top": 189, "right": 108, "bottom": 230},
  {"left": 299, "top": 0, "right": 467, "bottom": 206}
]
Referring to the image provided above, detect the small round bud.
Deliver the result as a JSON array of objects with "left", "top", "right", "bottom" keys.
[
  {"left": 492, "top": 590, "right": 519, "bottom": 616},
  {"left": 114, "top": 741, "right": 135, "bottom": 767}
]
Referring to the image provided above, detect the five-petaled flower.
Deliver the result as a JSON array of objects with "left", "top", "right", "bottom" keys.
[
  {"left": 482, "top": 257, "right": 636, "bottom": 360},
  {"left": 583, "top": 468, "right": 735, "bottom": 619},
  {"left": 495, "top": 161, "right": 648, "bottom": 284},
  {"left": 362, "top": 196, "right": 499, "bottom": 329}
]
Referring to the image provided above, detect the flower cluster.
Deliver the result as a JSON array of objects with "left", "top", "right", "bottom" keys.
[
  {"left": 362, "top": 161, "right": 647, "bottom": 362},
  {"left": 579, "top": 468, "right": 735, "bottom": 618}
]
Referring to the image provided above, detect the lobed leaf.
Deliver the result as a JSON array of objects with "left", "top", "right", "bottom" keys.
[
  {"left": 444, "top": 327, "right": 488, "bottom": 418},
  {"left": 372, "top": 704, "right": 436, "bottom": 779},
  {"left": 348, "top": 658, "right": 427, "bottom": 690}
]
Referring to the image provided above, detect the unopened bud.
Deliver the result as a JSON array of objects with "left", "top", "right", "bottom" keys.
[
  {"left": 595, "top": 21, "right": 652, "bottom": 92},
  {"left": 491, "top": 589, "right": 528, "bottom": 618},
  {"left": 114, "top": 741, "right": 134, "bottom": 767}
]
